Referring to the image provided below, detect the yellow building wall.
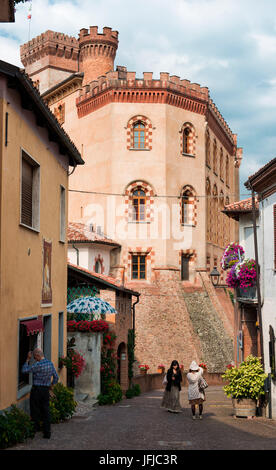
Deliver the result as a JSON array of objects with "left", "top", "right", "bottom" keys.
[{"left": 0, "top": 92, "right": 68, "bottom": 410}]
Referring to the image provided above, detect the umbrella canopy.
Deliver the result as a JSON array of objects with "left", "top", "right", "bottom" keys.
[{"left": 67, "top": 296, "right": 117, "bottom": 319}]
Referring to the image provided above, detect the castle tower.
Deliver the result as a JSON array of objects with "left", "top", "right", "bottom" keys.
[
  {"left": 78, "top": 26, "right": 119, "bottom": 85},
  {"left": 20, "top": 30, "right": 79, "bottom": 94}
]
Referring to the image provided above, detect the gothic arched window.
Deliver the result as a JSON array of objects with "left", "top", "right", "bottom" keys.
[{"left": 180, "top": 186, "right": 196, "bottom": 226}]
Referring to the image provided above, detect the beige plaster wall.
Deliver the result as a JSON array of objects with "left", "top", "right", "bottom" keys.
[{"left": 0, "top": 84, "right": 68, "bottom": 409}]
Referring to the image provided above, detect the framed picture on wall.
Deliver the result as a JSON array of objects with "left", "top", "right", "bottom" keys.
[{"left": 41, "top": 239, "right": 52, "bottom": 306}]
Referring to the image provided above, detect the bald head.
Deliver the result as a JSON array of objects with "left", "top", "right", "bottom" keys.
[{"left": 33, "top": 348, "right": 44, "bottom": 361}]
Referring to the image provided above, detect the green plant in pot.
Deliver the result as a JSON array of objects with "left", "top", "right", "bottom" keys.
[{"left": 222, "top": 355, "right": 267, "bottom": 418}]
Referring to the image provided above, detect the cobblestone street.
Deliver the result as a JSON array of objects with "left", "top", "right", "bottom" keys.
[{"left": 8, "top": 386, "right": 276, "bottom": 451}]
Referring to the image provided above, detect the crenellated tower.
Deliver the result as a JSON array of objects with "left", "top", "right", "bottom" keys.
[
  {"left": 20, "top": 30, "right": 79, "bottom": 94},
  {"left": 78, "top": 26, "right": 119, "bottom": 85},
  {"left": 20, "top": 26, "right": 119, "bottom": 93}
]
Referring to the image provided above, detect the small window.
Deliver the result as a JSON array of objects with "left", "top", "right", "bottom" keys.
[
  {"left": 132, "top": 254, "right": 146, "bottom": 280},
  {"left": 132, "top": 189, "right": 146, "bottom": 221},
  {"left": 181, "top": 194, "right": 189, "bottom": 224},
  {"left": 133, "top": 122, "right": 145, "bottom": 149},
  {"left": 95, "top": 260, "right": 101, "bottom": 273},
  {"left": 21, "top": 150, "right": 40, "bottom": 231},
  {"left": 181, "top": 255, "right": 189, "bottom": 281},
  {"left": 183, "top": 128, "right": 190, "bottom": 154}
]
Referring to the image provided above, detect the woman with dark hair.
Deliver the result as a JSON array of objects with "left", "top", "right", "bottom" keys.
[{"left": 161, "top": 360, "right": 182, "bottom": 413}]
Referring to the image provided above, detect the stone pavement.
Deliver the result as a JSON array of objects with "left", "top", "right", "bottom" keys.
[{"left": 8, "top": 386, "right": 276, "bottom": 451}]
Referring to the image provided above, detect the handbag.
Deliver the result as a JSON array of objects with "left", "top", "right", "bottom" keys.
[
  {"left": 198, "top": 377, "right": 208, "bottom": 392},
  {"left": 162, "top": 374, "right": 168, "bottom": 386}
]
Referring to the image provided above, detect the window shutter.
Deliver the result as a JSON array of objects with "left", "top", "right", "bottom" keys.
[
  {"left": 21, "top": 158, "right": 33, "bottom": 226},
  {"left": 274, "top": 205, "right": 276, "bottom": 270}
]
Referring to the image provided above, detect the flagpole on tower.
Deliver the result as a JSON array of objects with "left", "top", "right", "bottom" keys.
[{"left": 27, "top": 0, "right": 32, "bottom": 42}]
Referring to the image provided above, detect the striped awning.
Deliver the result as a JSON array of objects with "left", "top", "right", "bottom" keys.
[{"left": 21, "top": 319, "right": 44, "bottom": 336}]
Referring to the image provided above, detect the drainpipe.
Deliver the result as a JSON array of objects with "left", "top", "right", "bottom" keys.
[
  {"left": 72, "top": 244, "right": 79, "bottom": 266},
  {"left": 132, "top": 294, "right": 140, "bottom": 345},
  {"left": 249, "top": 187, "right": 264, "bottom": 363}
]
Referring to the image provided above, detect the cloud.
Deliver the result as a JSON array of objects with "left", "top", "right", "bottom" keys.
[{"left": 1, "top": 0, "right": 276, "bottom": 196}]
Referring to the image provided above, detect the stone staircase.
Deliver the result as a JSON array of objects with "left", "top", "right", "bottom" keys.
[{"left": 181, "top": 288, "right": 233, "bottom": 372}]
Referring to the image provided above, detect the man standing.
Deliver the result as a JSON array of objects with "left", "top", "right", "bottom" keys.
[{"left": 22, "top": 348, "right": 59, "bottom": 439}]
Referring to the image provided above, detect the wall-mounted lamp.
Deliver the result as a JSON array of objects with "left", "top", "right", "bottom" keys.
[{"left": 210, "top": 267, "right": 220, "bottom": 287}]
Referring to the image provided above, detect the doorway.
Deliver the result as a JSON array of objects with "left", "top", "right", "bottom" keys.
[{"left": 181, "top": 255, "right": 190, "bottom": 281}]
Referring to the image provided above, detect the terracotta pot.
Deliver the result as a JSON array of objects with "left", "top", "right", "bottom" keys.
[
  {"left": 232, "top": 398, "right": 257, "bottom": 418},
  {"left": 140, "top": 369, "right": 147, "bottom": 375},
  {"left": 157, "top": 368, "right": 165, "bottom": 374}
]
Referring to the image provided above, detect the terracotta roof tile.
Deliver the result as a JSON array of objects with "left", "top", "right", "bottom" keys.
[
  {"left": 67, "top": 222, "right": 120, "bottom": 246},
  {"left": 67, "top": 261, "right": 140, "bottom": 296},
  {"left": 223, "top": 197, "right": 259, "bottom": 213}
]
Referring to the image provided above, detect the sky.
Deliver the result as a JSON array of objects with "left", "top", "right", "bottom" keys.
[{"left": 1, "top": 0, "right": 276, "bottom": 198}]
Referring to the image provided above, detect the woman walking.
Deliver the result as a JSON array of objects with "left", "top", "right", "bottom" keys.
[
  {"left": 187, "top": 361, "right": 206, "bottom": 420},
  {"left": 161, "top": 360, "right": 182, "bottom": 413}
]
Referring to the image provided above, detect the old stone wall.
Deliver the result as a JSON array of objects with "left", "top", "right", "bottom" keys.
[{"left": 133, "top": 269, "right": 234, "bottom": 374}]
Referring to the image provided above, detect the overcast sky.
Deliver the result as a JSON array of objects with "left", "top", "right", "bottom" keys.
[{"left": 1, "top": 0, "right": 276, "bottom": 197}]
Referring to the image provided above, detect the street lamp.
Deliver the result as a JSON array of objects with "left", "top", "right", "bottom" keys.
[{"left": 210, "top": 267, "right": 220, "bottom": 286}]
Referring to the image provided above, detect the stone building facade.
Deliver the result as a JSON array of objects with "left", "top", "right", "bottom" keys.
[{"left": 20, "top": 26, "right": 242, "bottom": 372}]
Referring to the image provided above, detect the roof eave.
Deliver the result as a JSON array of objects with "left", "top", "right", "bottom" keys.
[{"left": 0, "top": 60, "right": 84, "bottom": 167}]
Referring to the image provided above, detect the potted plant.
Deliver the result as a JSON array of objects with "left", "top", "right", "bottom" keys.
[
  {"left": 221, "top": 242, "right": 245, "bottom": 271},
  {"left": 139, "top": 364, "right": 149, "bottom": 375},
  {"left": 199, "top": 362, "right": 207, "bottom": 371},
  {"left": 157, "top": 364, "right": 165, "bottom": 374},
  {"left": 222, "top": 356, "right": 267, "bottom": 418}
]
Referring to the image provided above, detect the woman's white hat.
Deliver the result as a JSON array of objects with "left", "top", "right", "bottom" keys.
[{"left": 190, "top": 361, "right": 199, "bottom": 371}]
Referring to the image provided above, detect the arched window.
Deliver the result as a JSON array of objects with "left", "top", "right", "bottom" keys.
[
  {"left": 133, "top": 122, "right": 145, "bottom": 149},
  {"left": 213, "top": 139, "right": 217, "bottom": 174},
  {"left": 212, "top": 184, "right": 218, "bottom": 244},
  {"left": 132, "top": 188, "right": 146, "bottom": 221},
  {"left": 180, "top": 186, "right": 196, "bottom": 226},
  {"left": 126, "top": 115, "right": 152, "bottom": 150},
  {"left": 226, "top": 155, "right": 229, "bottom": 186},
  {"left": 219, "top": 191, "right": 224, "bottom": 246},
  {"left": 180, "top": 122, "right": 196, "bottom": 156},
  {"left": 206, "top": 131, "right": 211, "bottom": 167},
  {"left": 206, "top": 178, "right": 211, "bottom": 242},
  {"left": 183, "top": 127, "right": 190, "bottom": 154},
  {"left": 181, "top": 192, "right": 189, "bottom": 224},
  {"left": 95, "top": 260, "right": 101, "bottom": 273},
  {"left": 225, "top": 196, "right": 230, "bottom": 244},
  {"left": 220, "top": 148, "right": 224, "bottom": 181}
]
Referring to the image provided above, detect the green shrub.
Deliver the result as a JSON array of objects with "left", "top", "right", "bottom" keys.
[
  {"left": 125, "top": 384, "right": 141, "bottom": 399},
  {"left": 50, "top": 383, "right": 77, "bottom": 423},
  {"left": 125, "top": 388, "right": 135, "bottom": 399},
  {"left": 97, "top": 381, "right": 123, "bottom": 405},
  {"left": 0, "top": 405, "right": 35, "bottom": 449},
  {"left": 222, "top": 355, "right": 267, "bottom": 400},
  {"left": 133, "top": 384, "right": 141, "bottom": 396}
]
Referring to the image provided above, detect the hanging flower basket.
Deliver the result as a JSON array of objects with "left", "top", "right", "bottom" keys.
[
  {"left": 235, "top": 259, "right": 257, "bottom": 291},
  {"left": 226, "top": 265, "right": 240, "bottom": 288},
  {"left": 221, "top": 242, "right": 245, "bottom": 271}
]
